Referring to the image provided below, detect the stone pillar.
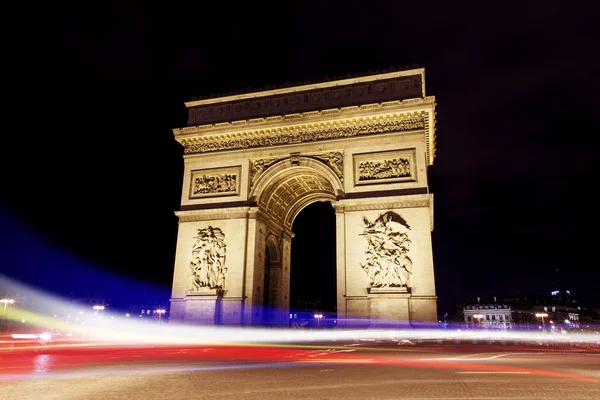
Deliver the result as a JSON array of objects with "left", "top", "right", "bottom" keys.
[
  {"left": 242, "top": 208, "right": 259, "bottom": 325},
  {"left": 280, "top": 232, "right": 293, "bottom": 325},
  {"left": 169, "top": 207, "right": 251, "bottom": 325},
  {"left": 333, "top": 202, "right": 347, "bottom": 327}
]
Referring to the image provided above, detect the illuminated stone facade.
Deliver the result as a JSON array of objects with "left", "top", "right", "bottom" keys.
[{"left": 169, "top": 68, "right": 438, "bottom": 327}]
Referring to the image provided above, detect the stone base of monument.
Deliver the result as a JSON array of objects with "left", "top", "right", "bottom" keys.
[
  {"left": 368, "top": 288, "right": 411, "bottom": 328},
  {"left": 175, "top": 289, "right": 224, "bottom": 324}
]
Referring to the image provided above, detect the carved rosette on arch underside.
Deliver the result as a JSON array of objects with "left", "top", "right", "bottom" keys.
[
  {"left": 360, "top": 211, "right": 413, "bottom": 290},
  {"left": 249, "top": 151, "right": 344, "bottom": 190},
  {"left": 189, "top": 226, "right": 227, "bottom": 290}
]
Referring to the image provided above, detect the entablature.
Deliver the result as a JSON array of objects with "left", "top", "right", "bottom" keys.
[
  {"left": 184, "top": 69, "right": 425, "bottom": 126},
  {"left": 174, "top": 97, "right": 437, "bottom": 165}
]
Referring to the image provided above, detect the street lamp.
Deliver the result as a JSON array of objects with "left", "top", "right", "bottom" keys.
[
  {"left": 1, "top": 299, "right": 15, "bottom": 331},
  {"left": 1, "top": 298, "right": 14, "bottom": 313},
  {"left": 535, "top": 313, "right": 548, "bottom": 331},
  {"left": 313, "top": 313, "right": 323, "bottom": 328},
  {"left": 155, "top": 309, "right": 166, "bottom": 322},
  {"left": 473, "top": 313, "right": 484, "bottom": 329},
  {"left": 93, "top": 305, "right": 105, "bottom": 315}
]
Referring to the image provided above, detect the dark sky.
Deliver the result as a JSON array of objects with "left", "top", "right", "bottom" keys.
[{"left": 1, "top": 1, "right": 598, "bottom": 315}]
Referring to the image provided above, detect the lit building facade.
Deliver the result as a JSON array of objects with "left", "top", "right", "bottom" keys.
[
  {"left": 463, "top": 300, "right": 513, "bottom": 330},
  {"left": 460, "top": 290, "right": 583, "bottom": 331}
]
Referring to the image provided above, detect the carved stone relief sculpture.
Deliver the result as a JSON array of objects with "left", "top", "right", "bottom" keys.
[
  {"left": 190, "top": 166, "right": 240, "bottom": 199},
  {"left": 360, "top": 211, "right": 413, "bottom": 288},
  {"left": 189, "top": 226, "right": 227, "bottom": 290},
  {"left": 249, "top": 157, "right": 285, "bottom": 189},
  {"left": 182, "top": 116, "right": 426, "bottom": 155},
  {"left": 358, "top": 157, "right": 410, "bottom": 181},
  {"left": 311, "top": 152, "right": 343, "bottom": 181},
  {"left": 353, "top": 149, "right": 416, "bottom": 186}
]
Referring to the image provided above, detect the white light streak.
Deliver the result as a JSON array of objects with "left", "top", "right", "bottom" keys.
[{"left": 1, "top": 275, "right": 598, "bottom": 348}]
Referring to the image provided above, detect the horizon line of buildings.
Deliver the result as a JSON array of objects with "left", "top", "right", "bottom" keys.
[{"left": 450, "top": 290, "right": 599, "bottom": 331}]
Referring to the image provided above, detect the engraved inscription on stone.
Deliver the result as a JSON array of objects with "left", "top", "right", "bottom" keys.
[
  {"left": 360, "top": 211, "right": 413, "bottom": 288},
  {"left": 189, "top": 166, "right": 240, "bottom": 199},
  {"left": 353, "top": 149, "right": 416, "bottom": 186},
  {"left": 190, "top": 226, "right": 227, "bottom": 290}
]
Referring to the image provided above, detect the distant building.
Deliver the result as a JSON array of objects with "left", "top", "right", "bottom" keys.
[
  {"left": 459, "top": 290, "right": 586, "bottom": 331},
  {"left": 529, "top": 290, "right": 580, "bottom": 330},
  {"left": 463, "top": 297, "right": 513, "bottom": 330}
]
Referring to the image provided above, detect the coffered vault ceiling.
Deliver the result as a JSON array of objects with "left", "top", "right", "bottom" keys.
[{"left": 258, "top": 167, "right": 336, "bottom": 228}]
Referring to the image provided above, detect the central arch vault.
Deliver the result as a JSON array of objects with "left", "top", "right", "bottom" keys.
[
  {"left": 169, "top": 68, "right": 438, "bottom": 327},
  {"left": 251, "top": 157, "right": 343, "bottom": 229}
]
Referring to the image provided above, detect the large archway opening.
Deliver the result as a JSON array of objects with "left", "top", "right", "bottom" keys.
[{"left": 290, "top": 201, "right": 336, "bottom": 327}]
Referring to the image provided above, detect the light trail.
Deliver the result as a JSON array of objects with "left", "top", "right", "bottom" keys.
[
  {"left": 1, "top": 343, "right": 597, "bottom": 384},
  {"left": 1, "top": 275, "right": 598, "bottom": 350}
]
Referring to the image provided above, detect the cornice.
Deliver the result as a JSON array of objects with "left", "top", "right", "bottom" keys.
[
  {"left": 175, "top": 207, "right": 251, "bottom": 222},
  {"left": 333, "top": 193, "right": 434, "bottom": 229},
  {"left": 174, "top": 98, "right": 436, "bottom": 165},
  {"left": 184, "top": 68, "right": 425, "bottom": 107},
  {"left": 175, "top": 97, "right": 435, "bottom": 138},
  {"left": 334, "top": 194, "right": 431, "bottom": 211}
]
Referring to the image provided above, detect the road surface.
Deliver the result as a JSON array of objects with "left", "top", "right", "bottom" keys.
[{"left": 1, "top": 340, "right": 598, "bottom": 399}]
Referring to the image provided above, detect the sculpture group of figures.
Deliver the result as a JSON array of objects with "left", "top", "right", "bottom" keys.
[
  {"left": 358, "top": 158, "right": 410, "bottom": 181},
  {"left": 193, "top": 173, "right": 237, "bottom": 195},
  {"left": 190, "top": 226, "right": 227, "bottom": 290},
  {"left": 360, "top": 211, "right": 413, "bottom": 288}
]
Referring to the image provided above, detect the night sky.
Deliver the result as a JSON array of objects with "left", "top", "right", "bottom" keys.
[{"left": 1, "top": 1, "right": 598, "bottom": 316}]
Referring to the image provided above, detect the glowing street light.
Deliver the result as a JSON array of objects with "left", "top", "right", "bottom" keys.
[
  {"left": 535, "top": 312, "right": 548, "bottom": 330},
  {"left": 313, "top": 313, "right": 324, "bottom": 328},
  {"left": 93, "top": 305, "right": 105, "bottom": 315},
  {"left": 1, "top": 299, "right": 15, "bottom": 331},
  {"left": 154, "top": 309, "right": 166, "bottom": 322},
  {"left": 1, "top": 298, "right": 15, "bottom": 313},
  {"left": 472, "top": 313, "right": 484, "bottom": 329}
]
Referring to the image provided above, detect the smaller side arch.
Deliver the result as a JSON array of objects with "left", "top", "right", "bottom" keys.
[{"left": 265, "top": 234, "right": 281, "bottom": 264}]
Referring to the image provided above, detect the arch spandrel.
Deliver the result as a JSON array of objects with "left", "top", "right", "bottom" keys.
[{"left": 250, "top": 157, "right": 343, "bottom": 228}]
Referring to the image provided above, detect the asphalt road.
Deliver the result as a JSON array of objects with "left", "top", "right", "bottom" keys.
[{"left": 1, "top": 342, "right": 598, "bottom": 399}]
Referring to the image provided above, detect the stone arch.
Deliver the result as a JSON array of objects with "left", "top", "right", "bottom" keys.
[
  {"left": 249, "top": 156, "right": 344, "bottom": 229},
  {"left": 170, "top": 69, "right": 439, "bottom": 328},
  {"left": 265, "top": 233, "right": 281, "bottom": 264}
]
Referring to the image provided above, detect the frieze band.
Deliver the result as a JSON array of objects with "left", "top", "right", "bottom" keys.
[{"left": 182, "top": 116, "right": 426, "bottom": 155}]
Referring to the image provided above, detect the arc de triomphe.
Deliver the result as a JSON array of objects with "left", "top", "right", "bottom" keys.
[{"left": 169, "top": 68, "right": 438, "bottom": 327}]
